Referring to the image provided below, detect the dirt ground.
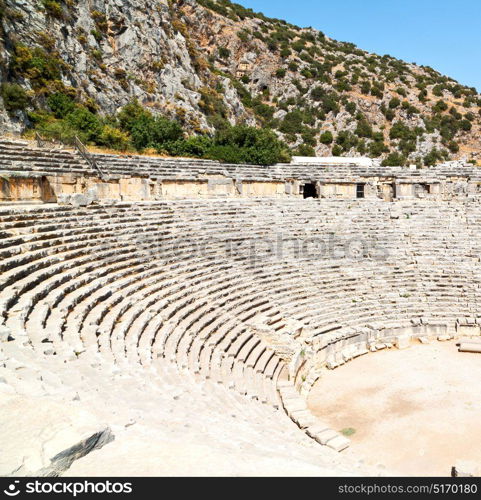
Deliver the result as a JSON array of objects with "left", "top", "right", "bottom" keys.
[{"left": 308, "top": 341, "right": 481, "bottom": 476}]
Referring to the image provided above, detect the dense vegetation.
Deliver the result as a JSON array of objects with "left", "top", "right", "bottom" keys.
[{"left": 33, "top": 95, "right": 290, "bottom": 165}]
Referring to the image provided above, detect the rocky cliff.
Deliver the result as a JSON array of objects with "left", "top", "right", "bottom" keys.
[{"left": 1, "top": 0, "right": 480, "bottom": 165}]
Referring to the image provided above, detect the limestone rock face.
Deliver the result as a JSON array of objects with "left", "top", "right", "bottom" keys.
[{"left": 1, "top": 0, "right": 227, "bottom": 133}]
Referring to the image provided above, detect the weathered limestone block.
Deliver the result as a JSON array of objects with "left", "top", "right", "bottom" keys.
[
  {"left": 119, "top": 177, "right": 150, "bottom": 201},
  {"left": 456, "top": 324, "right": 481, "bottom": 336},
  {"left": 58, "top": 193, "right": 96, "bottom": 207},
  {"left": 0, "top": 395, "right": 113, "bottom": 476},
  {"left": 242, "top": 181, "right": 285, "bottom": 197},
  {"left": 161, "top": 180, "right": 209, "bottom": 198},
  {"left": 458, "top": 343, "right": 481, "bottom": 353},
  {"left": 394, "top": 335, "right": 411, "bottom": 350},
  {"left": 203, "top": 177, "right": 233, "bottom": 196}
]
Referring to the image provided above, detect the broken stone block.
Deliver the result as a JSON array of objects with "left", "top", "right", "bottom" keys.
[
  {"left": 452, "top": 460, "right": 479, "bottom": 477},
  {"left": 394, "top": 336, "right": 410, "bottom": 350},
  {"left": 0, "top": 394, "right": 113, "bottom": 476},
  {"left": 326, "top": 435, "right": 350, "bottom": 452},
  {"left": 313, "top": 429, "right": 338, "bottom": 445},
  {"left": 437, "top": 334, "right": 452, "bottom": 341},
  {"left": 458, "top": 343, "right": 481, "bottom": 353}
]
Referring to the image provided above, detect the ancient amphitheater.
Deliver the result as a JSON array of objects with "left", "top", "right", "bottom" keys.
[{"left": 1, "top": 138, "right": 481, "bottom": 477}]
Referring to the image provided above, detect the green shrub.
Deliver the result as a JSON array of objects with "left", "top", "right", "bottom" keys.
[
  {"left": 288, "top": 61, "right": 298, "bottom": 72},
  {"left": 164, "top": 135, "right": 213, "bottom": 158},
  {"left": 98, "top": 125, "right": 131, "bottom": 151},
  {"left": 252, "top": 31, "right": 265, "bottom": 41},
  {"left": 401, "top": 101, "right": 419, "bottom": 116},
  {"left": 253, "top": 102, "right": 274, "bottom": 121},
  {"left": 424, "top": 148, "right": 444, "bottom": 166},
  {"left": 279, "top": 110, "right": 304, "bottom": 134},
  {"left": 355, "top": 119, "right": 373, "bottom": 138},
  {"left": 447, "top": 140, "right": 459, "bottom": 153},
  {"left": 1, "top": 83, "right": 29, "bottom": 114},
  {"left": 334, "top": 80, "right": 351, "bottom": 92},
  {"left": 130, "top": 114, "right": 183, "bottom": 151},
  {"left": 332, "top": 144, "right": 342, "bottom": 156},
  {"left": 41, "top": 0, "right": 63, "bottom": 19},
  {"left": 47, "top": 92, "right": 76, "bottom": 118},
  {"left": 39, "top": 119, "right": 79, "bottom": 144},
  {"left": 267, "top": 39, "right": 278, "bottom": 52},
  {"left": 460, "top": 119, "right": 472, "bottom": 131},
  {"left": 368, "top": 139, "right": 388, "bottom": 157},
  {"left": 65, "top": 107, "right": 103, "bottom": 142},
  {"left": 389, "top": 121, "right": 415, "bottom": 140},
  {"left": 433, "top": 100, "right": 448, "bottom": 113},
  {"left": 384, "top": 108, "right": 395, "bottom": 121},
  {"left": 91, "top": 9, "right": 108, "bottom": 33},
  {"left": 208, "top": 125, "right": 289, "bottom": 165},
  {"left": 319, "top": 93, "right": 339, "bottom": 115},
  {"left": 10, "top": 44, "right": 65, "bottom": 89},
  {"left": 356, "top": 140, "right": 367, "bottom": 154},
  {"left": 398, "top": 138, "right": 416, "bottom": 156},
  {"left": 336, "top": 131, "right": 358, "bottom": 152},
  {"left": 198, "top": 87, "right": 228, "bottom": 118},
  {"left": 310, "top": 86, "right": 324, "bottom": 101},
  {"left": 117, "top": 99, "right": 151, "bottom": 132},
  {"left": 418, "top": 89, "right": 427, "bottom": 102},
  {"left": 90, "top": 29, "right": 103, "bottom": 43},
  {"left": 292, "top": 40, "right": 305, "bottom": 53},
  {"left": 360, "top": 81, "right": 371, "bottom": 95},
  {"left": 237, "top": 30, "right": 249, "bottom": 42},
  {"left": 381, "top": 152, "right": 406, "bottom": 166},
  {"left": 388, "top": 97, "right": 401, "bottom": 109},
  {"left": 319, "top": 130, "right": 333, "bottom": 145},
  {"left": 294, "top": 144, "right": 316, "bottom": 156},
  {"left": 345, "top": 102, "right": 356, "bottom": 115},
  {"left": 301, "top": 128, "right": 317, "bottom": 147},
  {"left": 218, "top": 47, "right": 231, "bottom": 59}
]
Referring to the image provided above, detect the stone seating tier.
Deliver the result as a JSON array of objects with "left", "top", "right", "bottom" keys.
[
  {"left": 1, "top": 139, "right": 480, "bottom": 184},
  {"left": 2, "top": 196, "right": 481, "bottom": 475}
]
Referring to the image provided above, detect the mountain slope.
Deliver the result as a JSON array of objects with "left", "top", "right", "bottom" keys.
[{"left": 1, "top": 0, "right": 480, "bottom": 165}]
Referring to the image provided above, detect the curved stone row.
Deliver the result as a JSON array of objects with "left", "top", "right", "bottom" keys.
[
  {"left": 2, "top": 139, "right": 481, "bottom": 185},
  {"left": 0, "top": 139, "right": 94, "bottom": 176},
  {"left": 2, "top": 197, "right": 481, "bottom": 474}
]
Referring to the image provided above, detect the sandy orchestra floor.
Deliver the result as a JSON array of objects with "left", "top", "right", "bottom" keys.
[{"left": 308, "top": 341, "right": 481, "bottom": 476}]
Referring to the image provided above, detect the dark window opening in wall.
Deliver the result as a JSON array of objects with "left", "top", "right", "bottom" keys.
[
  {"left": 356, "top": 183, "right": 365, "bottom": 199},
  {"left": 414, "top": 183, "right": 430, "bottom": 196},
  {"left": 303, "top": 183, "right": 318, "bottom": 199}
]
